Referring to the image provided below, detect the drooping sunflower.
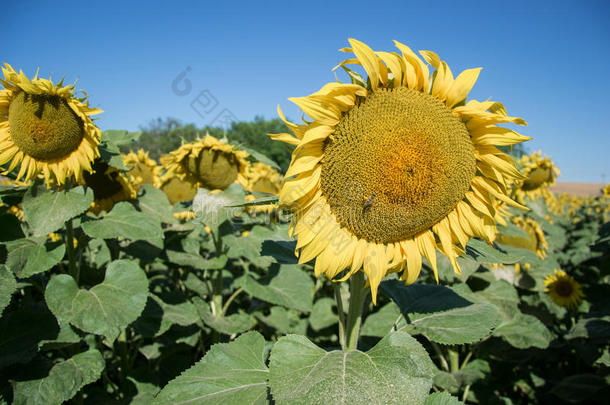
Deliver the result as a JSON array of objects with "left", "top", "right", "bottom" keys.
[
  {"left": 544, "top": 269, "right": 584, "bottom": 309},
  {"left": 158, "top": 173, "right": 198, "bottom": 204},
  {"left": 244, "top": 162, "right": 282, "bottom": 215},
  {"left": 496, "top": 216, "right": 548, "bottom": 259},
  {"left": 269, "top": 39, "right": 531, "bottom": 302},
  {"left": 0, "top": 64, "right": 102, "bottom": 185},
  {"left": 122, "top": 149, "right": 162, "bottom": 188},
  {"left": 164, "top": 135, "right": 249, "bottom": 191},
  {"left": 603, "top": 184, "right": 610, "bottom": 198},
  {"left": 513, "top": 151, "right": 560, "bottom": 204},
  {"left": 81, "top": 159, "right": 136, "bottom": 214}
]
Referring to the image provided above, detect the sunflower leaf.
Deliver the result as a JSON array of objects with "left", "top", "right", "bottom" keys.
[
  {"left": 492, "top": 312, "right": 552, "bottom": 349},
  {"left": 22, "top": 185, "right": 93, "bottom": 237},
  {"left": 81, "top": 202, "right": 163, "bottom": 241},
  {"left": 424, "top": 392, "right": 464, "bottom": 405},
  {"left": 45, "top": 259, "right": 149, "bottom": 342},
  {"left": 0, "top": 265, "right": 17, "bottom": 315},
  {"left": 465, "top": 238, "right": 524, "bottom": 264},
  {"left": 5, "top": 238, "right": 65, "bottom": 278},
  {"left": 240, "top": 146, "right": 282, "bottom": 170},
  {"left": 11, "top": 349, "right": 105, "bottom": 405},
  {"left": 153, "top": 332, "right": 269, "bottom": 405},
  {"left": 268, "top": 332, "right": 435, "bottom": 405}
]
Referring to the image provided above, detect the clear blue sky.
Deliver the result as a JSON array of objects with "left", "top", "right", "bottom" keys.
[{"left": 5, "top": 0, "right": 610, "bottom": 182}]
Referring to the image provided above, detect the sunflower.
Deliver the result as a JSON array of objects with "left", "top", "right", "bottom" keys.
[
  {"left": 513, "top": 151, "right": 559, "bottom": 204},
  {"left": 0, "top": 64, "right": 102, "bottom": 185},
  {"left": 544, "top": 269, "right": 584, "bottom": 309},
  {"left": 164, "top": 135, "right": 249, "bottom": 190},
  {"left": 603, "top": 184, "right": 610, "bottom": 198},
  {"left": 245, "top": 162, "right": 282, "bottom": 215},
  {"left": 159, "top": 173, "right": 198, "bottom": 204},
  {"left": 122, "top": 149, "right": 162, "bottom": 188},
  {"left": 496, "top": 216, "right": 548, "bottom": 259},
  {"left": 81, "top": 159, "right": 136, "bottom": 214},
  {"left": 268, "top": 39, "right": 531, "bottom": 302}
]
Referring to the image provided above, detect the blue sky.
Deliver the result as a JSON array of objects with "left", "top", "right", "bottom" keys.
[{"left": 5, "top": 0, "right": 609, "bottom": 182}]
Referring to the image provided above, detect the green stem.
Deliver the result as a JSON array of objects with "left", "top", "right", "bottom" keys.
[
  {"left": 211, "top": 271, "right": 223, "bottom": 316},
  {"left": 333, "top": 283, "right": 347, "bottom": 350},
  {"left": 448, "top": 347, "right": 460, "bottom": 372},
  {"left": 65, "top": 219, "right": 79, "bottom": 283},
  {"left": 222, "top": 287, "right": 244, "bottom": 315},
  {"left": 344, "top": 272, "right": 367, "bottom": 351},
  {"left": 431, "top": 342, "right": 449, "bottom": 372},
  {"left": 462, "top": 384, "right": 471, "bottom": 403}
]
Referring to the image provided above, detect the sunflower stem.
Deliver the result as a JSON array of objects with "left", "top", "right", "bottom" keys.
[
  {"left": 333, "top": 283, "right": 347, "bottom": 350},
  {"left": 65, "top": 219, "right": 79, "bottom": 284},
  {"left": 448, "top": 347, "right": 460, "bottom": 372},
  {"left": 345, "top": 271, "right": 367, "bottom": 351}
]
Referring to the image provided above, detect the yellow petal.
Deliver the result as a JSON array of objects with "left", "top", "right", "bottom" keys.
[
  {"left": 349, "top": 38, "right": 381, "bottom": 90},
  {"left": 445, "top": 68, "right": 482, "bottom": 108}
]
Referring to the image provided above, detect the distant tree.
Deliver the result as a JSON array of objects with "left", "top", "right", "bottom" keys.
[{"left": 124, "top": 116, "right": 294, "bottom": 170}]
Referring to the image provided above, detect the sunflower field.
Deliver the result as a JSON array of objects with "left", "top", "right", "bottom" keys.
[{"left": 1, "top": 40, "right": 609, "bottom": 405}]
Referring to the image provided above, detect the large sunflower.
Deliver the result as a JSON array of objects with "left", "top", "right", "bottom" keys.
[
  {"left": 513, "top": 151, "right": 559, "bottom": 204},
  {"left": 81, "top": 159, "right": 136, "bottom": 214},
  {"left": 122, "top": 149, "right": 162, "bottom": 188},
  {"left": 269, "top": 39, "right": 531, "bottom": 302},
  {"left": 0, "top": 64, "right": 102, "bottom": 185},
  {"left": 164, "top": 135, "right": 249, "bottom": 191},
  {"left": 544, "top": 270, "right": 584, "bottom": 309}
]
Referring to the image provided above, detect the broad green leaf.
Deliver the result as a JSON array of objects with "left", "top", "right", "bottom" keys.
[
  {"left": 241, "top": 264, "right": 314, "bottom": 312},
  {"left": 309, "top": 298, "right": 337, "bottom": 332},
  {"left": 465, "top": 239, "right": 524, "bottom": 264},
  {"left": 260, "top": 239, "right": 298, "bottom": 264},
  {"left": 453, "top": 281, "right": 519, "bottom": 326},
  {"left": 566, "top": 317, "right": 610, "bottom": 339},
  {"left": 137, "top": 185, "right": 175, "bottom": 223},
  {"left": 38, "top": 321, "right": 80, "bottom": 350},
  {"left": 11, "top": 349, "right": 104, "bottom": 405},
  {"left": 240, "top": 146, "right": 281, "bottom": 170},
  {"left": 194, "top": 299, "right": 256, "bottom": 335},
  {"left": 256, "top": 306, "right": 303, "bottom": 334},
  {"left": 424, "top": 392, "right": 464, "bottom": 405},
  {"left": 361, "top": 301, "right": 401, "bottom": 337},
  {"left": 45, "top": 259, "right": 149, "bottom": 341},
  {"left": 81, "top": 202, "right": 163, "bottom": 241},
  {"left": 381, "top": 281, "right": 499, "bottom": 344},
  {"left": 0, "top": 265, "right": 16, "bottom": 314},
  {"left": 493, "top": 313, "right": 552, "bottom": 349},
  {"left": 6, "top": 238, "right": 65, "bottom": 278},
  {"left": 153, "top": 332, "right": 269, "bottom": 405},
  {"left": 434, "top": 359, "right": 490, "bottom": 393},
  {"left": 225, "top": 225, "right": 278, "bottom": 268},
  {"left": 549, "top": 374, "right": 606, "bottom": 403},
  {"left": 22, "top": 185, "right": 93, "bottom": 236},
  {"left": 134, "top": 294, "right": 201, "bottom": 338},
  {"left": 102, "top": 129, "right": 142, "bottom": 146},
  {"left": 269, "top": 332, "right": 436, "bottom": 405},
  {"left": 0, "top": 306, "right": 59, "bottom": 368},
  {"left": 408, "top": 303, "right": 499, "bottom": 345},
  {"left": 166, "top": 250, "right": 208, "bottom": 268}
]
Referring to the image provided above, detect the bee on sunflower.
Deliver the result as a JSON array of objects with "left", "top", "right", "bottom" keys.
[
  {"left": 0, "top": 64, "right": 102, "bottom": 185},
  {"left": 268, "top": 39, "right": 531, "bottom": 302}
]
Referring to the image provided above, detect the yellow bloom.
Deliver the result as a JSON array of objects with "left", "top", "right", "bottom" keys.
[
  {"left": 81, "top": 159, "right": 136, "bottom": 214},
  {"left": 164, "top": 135, "right": 249, "bottom": 190},
  {"left": 173, "top": 210, "right": 196, "bottom": 221},
  {"left": 269, "top": 39, "right": 530, "bottom": 303},
  {"left": 245, "top": 162, "right": 282, "bottom": 215},
  {"left": 544, "top": 269, "right": 584, "bottom": 309},
  {"left": 0, "top": 64, "right": 102, "bottom": 185},
  {"left": 603, "top": 184, "right": 610, "bottom": 198},
  {"left": 122, "top": 149, "right": 162, "bottom": 188},
  {"left": 513, "top": 151, "right": 559, "bottom": 204},
  {"left": 496, "top": 217, "right": 548, "bottom": 259},
  {"left": 159, "top": 173, "right": 198, "bottom": 204}
]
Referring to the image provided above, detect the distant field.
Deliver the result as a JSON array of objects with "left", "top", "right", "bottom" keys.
[{"left": 551, "top": 182, "right": 604, "bottom": 196}]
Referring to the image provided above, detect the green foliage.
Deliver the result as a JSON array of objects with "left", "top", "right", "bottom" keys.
[{"left": 268, "top": 332, "right": 436, "bottom": 405}]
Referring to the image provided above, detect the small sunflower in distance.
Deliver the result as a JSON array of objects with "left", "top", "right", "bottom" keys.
[
  {"left": 81, "top": 159, "right": 136, "bottom": 214},
  {"left": 513, "top": 151, "right": 559, "bottom": 204},
  {"left": 544, "top": 270, "right": 584, "bottom": 309},
  {"left": 122, "top": 149, "right": 162, "bottom": 188},
  {"left": 245, "top": 162, "right": 282, "bottom": 214},
  {"left": 0, "top": 64, "right": 102, "bottom": 185},
  {"left": 269, "top": 39, "right": 531, "bottom": 303},
  {"left": 603, "top": 184, "right": 610, "bottom": 198},
  {"left": 496, "top": 217, "right": 548, "bottom": 259},
  {"left": 164, "top": 135, "right": 249, "bottom": 191}
]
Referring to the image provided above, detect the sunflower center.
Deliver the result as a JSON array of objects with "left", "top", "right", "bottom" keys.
[
  {"left": 320, "top": 87, "right": 476, "bottom": 243},
  {"left": 8, "top": 91, "right": 84, "bottom": 160},
  {"left": 187, "top": 149, "right": 239, "bottom": 190},
  {"left": 83, "top": 160, "right": 124, "bottom": 200},
  {"left": 554, "top": 279, "right": 574, "bottom": 298}
]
